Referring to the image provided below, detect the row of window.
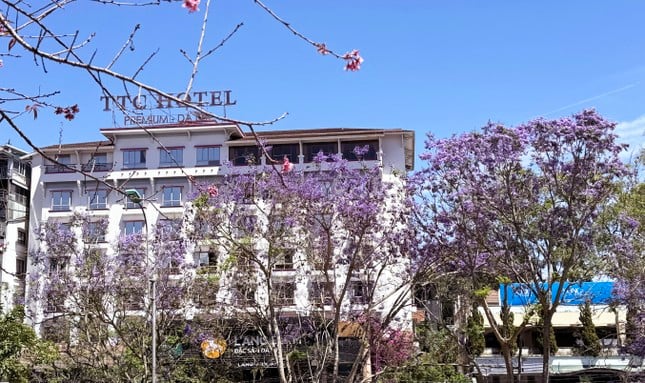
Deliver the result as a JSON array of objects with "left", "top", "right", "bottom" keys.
[
  {"left": 229, "top": 140, "right": 378, "bottom": 166},
  {"left": 44, "top": 279, "right": 369, "bottom": 313},
  {"left": 50, "top": 187, "right": 182, "bottom": 211},
  {"left": 46, "top": 141, "right": 378, "bottom": 173},
  {"left": 125, "top": 146, "right": 220, "bottom": 169},
  {"left": 45, "top": 154, "right": 112, "bottom": 174}
]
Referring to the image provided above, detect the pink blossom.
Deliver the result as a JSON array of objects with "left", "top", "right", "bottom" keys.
[
  {"left": 182, "top": 0, "right": 200, "bottom": 13},
  {"left": 316, "top": 43, "right": 330, "bottom": 55},
  {"left": 0, "top": 60, "right": 3, "bottom": 68},
  {"left": 343, "top": 49, "right": 363, "bottom": 71},
  {"left": 282, "top": 156, "right": 294, "bottom": 173},
  {"left": 207, "top": 184, "right": 218, "bottom": 197}
]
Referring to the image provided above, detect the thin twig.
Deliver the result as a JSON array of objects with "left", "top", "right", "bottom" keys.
[
  {"left": 183, "top": 0, "right": 212, "bottom": 98},
  {"left": 107, "top": 24, "right": 140, "bottom": 70},
  {"left": 253, "top": 0, "right": 343, "bottom": 59},
  {"left": 201, "top": 22, "right": 243, "bottom": 60},
  {"left": 132, "top": 48, "right": 158, "bottom": 79}
]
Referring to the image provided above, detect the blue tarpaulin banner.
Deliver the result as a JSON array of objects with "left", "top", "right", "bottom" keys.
[{"left": 499, "top": 282, "right": 614, "bottom": 306}]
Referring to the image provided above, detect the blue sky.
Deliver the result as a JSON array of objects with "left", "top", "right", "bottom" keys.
[{"left": 3, "top": 1, "right": 644, "bottom": 167}]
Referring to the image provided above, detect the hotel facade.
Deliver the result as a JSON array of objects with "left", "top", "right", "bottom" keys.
[{"left": 25, "top": 122, "right": 415, "bottom": 379}]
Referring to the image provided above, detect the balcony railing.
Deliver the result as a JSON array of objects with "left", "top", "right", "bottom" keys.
[
  {"left": 81, "top": 163, "right": 113, "bottom": 172},
  {"left": 44, "top": 164, "right": 77, "bottom": 174},
  {"left": 45, "top": 163, "right": 114, "bottom": 174}
]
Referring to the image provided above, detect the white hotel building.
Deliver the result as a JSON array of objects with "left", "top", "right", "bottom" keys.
[{"left": 27, "top": 122, "right": 415, "bottom": 338}]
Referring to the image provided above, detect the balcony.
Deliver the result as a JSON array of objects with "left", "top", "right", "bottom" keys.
[
  {"left": 81, "top": 162, "right": 113, "bottom": 172},
  {"left": 45, "top": 164, "right": 77, "bottom": 174}
]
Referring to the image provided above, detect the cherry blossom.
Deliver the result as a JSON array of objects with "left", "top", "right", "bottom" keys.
[
  {"left": 343, "top": 49, "right": 364, "bottom": 71},
  {"left": 282, "top": 155, "right": 294, "bottom": 173},
  {"left": 182, "top": 0, "right": 200, "bottom": 13},
  {"left": 315, "top": 43, "right": 330, "bottom": 55},
  {"left": 54, "top": 104, "right": 79, "bottom": 120},
  {"left": 207, "top": 184, "right": 218, "bottom": 197}
]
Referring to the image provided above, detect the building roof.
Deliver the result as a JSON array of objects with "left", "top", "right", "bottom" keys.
[
  {"left": 239, "top": 127, "right": 413, "bottom": 140},
  {"left": 32, "top": 124, "right": 415, "bottom": 170},
  {"left": 39, "top": 140, "right": 114, "bottom": 152},
  {"left": 0, "top": 144, "right": 29, "bottom": 157},
  {"left": 100, "top": 120, "right": 244, "bottom": 139}
]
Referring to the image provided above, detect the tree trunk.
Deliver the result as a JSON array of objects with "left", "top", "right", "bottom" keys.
[
  {"left": 500, "top": 344, "right": 515, "bottom": 383},
  {"left": 271, "top": 315, "right": 291, "bottom": 383},
  {"left": 540, "top": 312, "right": 552, "bottom": 383}
]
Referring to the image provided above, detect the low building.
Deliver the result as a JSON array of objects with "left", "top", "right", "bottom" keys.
[
  {"left": 0, "top": 144, "right": 30, "bottom": 312},
  {"left": 475, "top": 282, "right": 643, "bottom": 382}
]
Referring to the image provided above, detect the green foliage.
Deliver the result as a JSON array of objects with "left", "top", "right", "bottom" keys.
[
  {"left": 534, "top": 318, "right": 558, "bottom": 355},
  {"left": 500, "top": 301, "right": 518, "bottom": 355},
  {"left": 575, "top": 300, "right": 601, "bottom": 357},
  {"left": 473, "top": 287, "right": 490, "bottom": 299},
  {"left": 383, "top": 323, "right": 471, "bottom": 383},
  {"left": 466, "top": 308, "right": 485, "bottom": 357},
  {"left": 378, "top": 353, "right": 471, "bottom": 383},
  {"left": 0, "top": 305, "right": 58, "bottom": 383}
]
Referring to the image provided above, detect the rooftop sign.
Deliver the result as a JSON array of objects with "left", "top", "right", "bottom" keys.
[{"left": 100, "top": 90, "right": 236, "bottom": 126}]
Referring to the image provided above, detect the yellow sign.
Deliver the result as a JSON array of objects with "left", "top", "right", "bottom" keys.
[{"left": 201, "top": 338, "right": 227, "bottom": 359}]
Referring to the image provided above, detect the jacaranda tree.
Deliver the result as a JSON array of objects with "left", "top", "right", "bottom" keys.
[
  {"left": 189, "top": 149, "right": 417, "bottom": 383},
  {"left": 27, "top": 212, "right": 233, "bottom": 382},
  {"left": 412, "top": 109, "right": 631, "bottom": 383},
  {"left": 599, "top": 149, "right": 644, "bottom": 358}
]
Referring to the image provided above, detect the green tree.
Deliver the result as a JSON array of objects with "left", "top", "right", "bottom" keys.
[
  {"left": 534, "top": 317, "right": 558, "bottom": 356},
  {"left": 381, "top": 324, "right": 470, "bottom": 383},
  {"left": 575, "top": 300, "right": 601, "bottom": 357},
  {"left": 0, "top": 305, "right": 57, "bottom": 383},
  {"left": 466, "top": 308, "right": 485, "bottom": 357},
  {"left": 500, "top": 300, "right": 518, "bottom": 356}
]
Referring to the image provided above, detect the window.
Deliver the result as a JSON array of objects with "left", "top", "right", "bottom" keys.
[
  {"left": 15, "top": 161, "right": 28, "bottom": 176},
  {"left": 303, "top": 142, "right": 338, "bottom": 163},
  {"left": 196, "top": 146, "right": 221, "bottom": 166},
  {"left": 156, "top": 219, "right": 182, "bottom": 241},
  {"left": 125, "top": 188, "right": 145, "bottom": 209},
  {"left": 341, "top": 140, "right": 378, "bottom": 161},
  {"left": 82, "top": 153, "right": 111, "bottom": 172},
  {"left": 49, "top": 257, "right": 68, "bottom": 277},
  {"left": 273, "top": 248, "right": 295, "bottom": 270},
  {"left": 235, "top": 286, "right": 256, "bottom": 305},
  {"left": 17, "top": 229, "right": 26, "bottom": 246},
  {"left": 57, "top": 154, "right": 72, "bottom": 165},
  {"left": 194, "top": 251, "right": 218, "bottom": 271},
  {"left": 121, "top": 289, "right": 144, "bottom": 311},
  {"left": 273, "top": 283, "right": 295, "bottom": 306},
  {"left": 45, "top": 154, "right": 75, "bottom": 173},
  {"left": 162, "top": 187, "right": 182, "bottom": 207},
  {"left": 123, "top": 221, "right": 144, "bottom": 235},
  {"left": 84, "top": 222, "right": 106, "bottom": 243},
  {"left": 159, "top": 147, "right": 183, "bottom": 167},
  {"left": 229, "top": 146, "right": 260, "bottom": 166},
  {"left": 51, "top": 190, "right": 72, "bottom": 211},
  {"left": 351, "top": 281, "right": 373, "bottom": 304},
  {"left": 13, "top": 186, "right": 29, "bottom": 206},
  {"left": 15, "top": 258, "right": 27, "bottom": 277},
  {"left": 268, "top": 144, "right": 299, "bottom": 163},
  {"left": 310, "top": 281, "right": 333, "bottom": 306},
  {"left": 122, "top": 149, "right": 146, "bottom": 169},
  {"left": 88, "top": 190, "right": 108, "bottom": 210}
]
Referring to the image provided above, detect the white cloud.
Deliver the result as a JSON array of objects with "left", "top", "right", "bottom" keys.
[{"left": 615, "top": 115, "right": 645, "bottom": 162}]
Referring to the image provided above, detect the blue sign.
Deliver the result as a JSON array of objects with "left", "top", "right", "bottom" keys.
[{"left": 499, "top": 282, "right": 614, "bottom": 306}]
